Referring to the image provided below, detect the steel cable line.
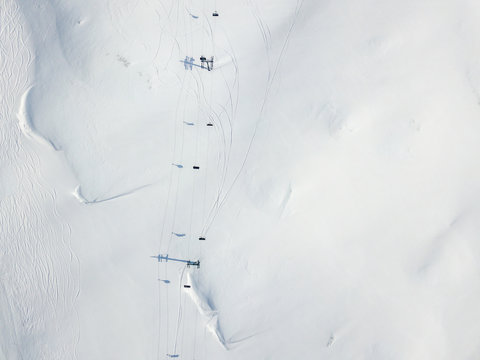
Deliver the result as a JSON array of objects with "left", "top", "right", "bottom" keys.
[{"left": 156, "top": 0, "right": 192, "bottom": 354}]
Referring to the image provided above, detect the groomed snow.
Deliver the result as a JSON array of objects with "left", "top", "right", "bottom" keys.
[{"left": 2, "top": 0, "right": 480, "bottom": 359}]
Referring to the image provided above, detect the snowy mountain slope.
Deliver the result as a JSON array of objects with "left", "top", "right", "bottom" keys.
[
  {"left": 0, "top": 1, "right": 80, "bottom": 359},
  {"left": 2, "top": 0, "right": 480, "bottom": 359}
]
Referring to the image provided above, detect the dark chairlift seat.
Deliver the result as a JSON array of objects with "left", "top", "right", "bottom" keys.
[
  {"left": 206, "top": 123, "right": 213, "bottom": 126},
  {"left": 184, "top": 285, "right": 191, "bottom": 288},
  {"left": 199, "top": 237, "right": 206, "bottom": 240},
  {"left": 193, "top": 166, "right": 200, "bottom": 169},
  {"left": 213, "top": 11, "right": 219, "bottom": 16}
]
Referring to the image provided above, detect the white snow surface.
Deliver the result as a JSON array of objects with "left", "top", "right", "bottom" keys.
[{"left": 2, "top": 0, "right": 480, "bottom": 359}]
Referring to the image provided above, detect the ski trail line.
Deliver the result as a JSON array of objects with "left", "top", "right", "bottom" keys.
[{"left": 0, "top": 1, "right": 80, "bottom": 359}]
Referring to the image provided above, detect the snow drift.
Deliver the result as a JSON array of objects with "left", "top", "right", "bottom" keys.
[{"left": 2, "top": 0, "right": 480, "bottom": 359}]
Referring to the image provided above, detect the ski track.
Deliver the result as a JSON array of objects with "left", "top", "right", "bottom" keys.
[
  {"left": 0, "top": 1, "right": 79, "bottom": 359},
  {"left": 154, "top": 3, "right": 305, "bottom": 354},
  {"left": 202, "top": 0, "right": 305, "bottom": 236},
  {"left": 154, "top": 0, "right": 229, "bottom": 357},
  {"left": 155, "top": 0, "right": 255, "bottom": 356},
  {"left": 4, "top": 0, "right": 310, "bottom": 358}
]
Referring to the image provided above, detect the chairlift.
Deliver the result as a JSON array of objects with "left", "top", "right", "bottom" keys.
[
  {"left": 206, "top": 123, "right": 213, "bottom": 127},
  {"left": 212, "top": 11, "right": 219, "bottom": 16},
  {"left": 184, "top": 285, "right": 191, "bottom": 288},
  {"left": 199, "top": 237, "right": 206, "bottom": 240},
  {"left": 193, "top": 166, "right": 200, "bottom": 169}
]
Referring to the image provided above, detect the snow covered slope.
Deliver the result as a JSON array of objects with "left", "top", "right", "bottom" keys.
[{"left": 2, "top": 0, "right": 480, "bottom": 359}]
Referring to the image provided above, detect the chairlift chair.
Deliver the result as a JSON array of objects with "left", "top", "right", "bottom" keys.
[{"left": 213, "top": 11, "right": 219, "bottom": 16}]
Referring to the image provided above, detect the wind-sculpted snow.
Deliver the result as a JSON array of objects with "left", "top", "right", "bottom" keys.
[
  {"left": 17, "top": 85, "right": 59, "bottom": 151},
  {"left": 184, "top": 272, "right": 228, "bottom": 349},
  {"left": 4, "top": 0, "right": 480, "bottom": 359},
  {"left": 0, "top": 1, "right": 80, "bottom": 359},
  {"left": 18, "top": 0, "right": 186, "bottom": 202}
]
